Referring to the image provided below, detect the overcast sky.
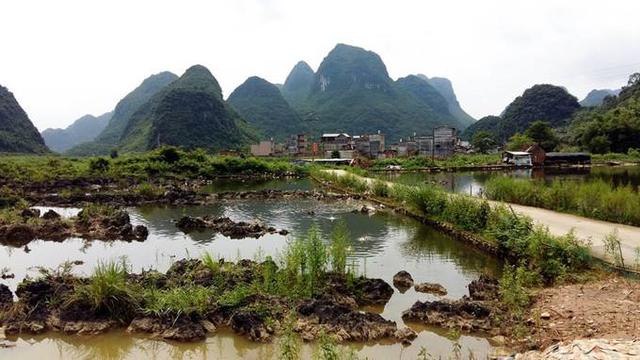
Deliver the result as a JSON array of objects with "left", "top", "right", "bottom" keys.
[{"left": 1, "top": 0, "right": 639, "bottom": 131}]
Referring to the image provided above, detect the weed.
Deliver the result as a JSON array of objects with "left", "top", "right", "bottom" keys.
[
  {"left": 142, "top": 286, "right": 213, "bottom": 320},
  {"left": 65, "top": 259, "right": 139, "bottom": 322},
  {"left": 329, "top": 220, "right": 350, "bottom": 274}
]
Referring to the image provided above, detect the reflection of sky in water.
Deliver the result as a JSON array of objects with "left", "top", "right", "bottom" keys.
[{"left": 1, "top": 195, "right": 501, "bottom": 359}]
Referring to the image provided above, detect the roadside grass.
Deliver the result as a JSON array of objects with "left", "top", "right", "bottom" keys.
[
  {"left": 315, "top": 169, "right": 593, "bottom": 285},
  {"left": 484, "top": 177, "right": 640, "bottom": 226}
]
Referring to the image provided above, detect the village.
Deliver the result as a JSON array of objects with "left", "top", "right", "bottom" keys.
[{"left": 250, "top": 126, "right": 592, "bottom": 167}]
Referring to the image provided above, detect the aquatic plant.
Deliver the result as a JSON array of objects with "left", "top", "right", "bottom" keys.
[
  {"left": 305, "top": 225, "right": 327, "bottom": 295},
  {"left": 329, "top": 220, "right": 350, "bottom": 274},
  {"left": 278, "top": 314, "right": 302, "bottom": 360},
  {"left": 371, "top": 180, "right": 390, "bottom": 198}
]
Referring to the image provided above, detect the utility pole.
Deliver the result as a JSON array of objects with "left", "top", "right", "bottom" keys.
[{"left": 431, "top": 127, "right": 435, "bottom": 162}]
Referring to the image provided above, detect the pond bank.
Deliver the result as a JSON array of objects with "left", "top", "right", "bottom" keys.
[{"left": 322, "top": 169, "right": 640, "bottom": 269}]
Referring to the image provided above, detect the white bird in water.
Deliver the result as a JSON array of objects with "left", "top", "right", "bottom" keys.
[{"left": 358, "top": 235, "right": 368, "bottom": 242}]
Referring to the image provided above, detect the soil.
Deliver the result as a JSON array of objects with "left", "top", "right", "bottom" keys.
[
  {"left": 0, "top": 257, "right": 401, "bottom": 345},
  {"left": 0, "top": 208, "right": 148, "bottom": 247},
  {"left": 392, "top": 270, "right": 414, "bottom": 292},
  {"left": 176, "top": 216, "right": 287, "bottom": 239},
  {"left": 525, "top": 276, "right": 640, "bottom": 350},
  {"left": 414, "top": 282, "right": 448, "bottom": 296}
]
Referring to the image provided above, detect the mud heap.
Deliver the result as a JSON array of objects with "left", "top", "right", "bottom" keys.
[
  {"left": 402, "top": 275, "right": 499, "bottom": 333},
  {"left": 0, "top": 206, "right": 148, "bottom": 247},
  {"left": 176, "top": 216, "right": 288, "bottom": 238},
  {"left": 0, "top": 258, "right": 399, "bottom": 344}
]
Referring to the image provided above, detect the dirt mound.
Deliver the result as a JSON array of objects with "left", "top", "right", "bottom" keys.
[
  {"left": 526, "top": 276, "right": 640, "bottom": 350},
  {"left": 176, "top": 216, "right": 287, "bottom": 239}
]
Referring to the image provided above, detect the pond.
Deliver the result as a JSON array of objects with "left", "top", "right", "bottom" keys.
[
  {"left": 375, "top": 165, "right": 640, "bottom": 196},
  {"left": 1, "top": 179, "right": 501, "bottom": 359}
]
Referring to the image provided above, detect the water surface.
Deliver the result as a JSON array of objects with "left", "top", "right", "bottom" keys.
[{"left": 1, "top": 180, "right": 501, "bottom": 359}]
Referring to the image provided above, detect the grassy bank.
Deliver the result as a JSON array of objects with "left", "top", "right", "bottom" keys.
[
  {"left": 370, "top": 154, "right": 501, "bottom": 170},
  {"left": 592, "top": 149, "right": 640, "bottom": 164},
  {"left": 0, "top": 146, "right": 306, "bottom": 183},
  {"left": 314, "top": 170, "right": 592, "bottom": 285},
  {"left": 484, "top": 177, "right": 640, "bottom": 226}
]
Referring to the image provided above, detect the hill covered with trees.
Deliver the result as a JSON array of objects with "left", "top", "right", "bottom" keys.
[
  {"left": 67, "top": 71, "right": 178, "bottom": 156},
  {"left": 118, "top": 65, "right": 257, "bottom": 152},
  {"left": 228, "top": 76, "right": 301, "bottom": 140},
  {"left": 463, "top": 84, "right": 580, "bottom": 142},
  {"left": 0, "top": 85, "right": 48, "bottom": 153},
  {"left": 569, "top": 73, "right": 640, "bottom": 153}
]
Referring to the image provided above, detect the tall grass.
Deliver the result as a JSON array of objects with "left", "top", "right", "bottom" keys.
[
  {"left": 66, "top": 259, "right": 140, "bottom": 321},
  {"left": 329, "top": 221, "right": 350, "bottom": 274},
  {"left": 484, "top": 177, "right": 640, "bottom": 226},
  {"left": 143, "top": 286, "right": 214, "bottom": 319},
  {"left": 318, "top": 169, "right": 593, "bottom": 284}
]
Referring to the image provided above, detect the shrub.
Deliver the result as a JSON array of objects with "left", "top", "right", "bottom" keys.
[{"left": 89, "top": 157, "right": 110, "bottom": 173}]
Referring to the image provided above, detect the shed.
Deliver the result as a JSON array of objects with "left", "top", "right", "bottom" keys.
[
  {"left": 544, "top": 152, "right": 591, "bottom": 165},
  {"left": 525, "top": 144, "right": 546, "bottom": 166},
  {"left": 502, "top": 151, "right": 532, "bottom": 166}
]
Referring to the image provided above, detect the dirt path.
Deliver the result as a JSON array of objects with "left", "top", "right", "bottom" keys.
[{"left": 324, "top": 169, "right": 640, "bottom": 267}]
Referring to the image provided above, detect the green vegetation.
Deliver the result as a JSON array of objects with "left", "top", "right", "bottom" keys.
[
  {"left": 0, "top": 85, "right": 49, "bottom": 154},
  {"left": 65, "top": 259, "right": 140, "bottom": 322},
  {"left": 0, "top": 146, "right": 306, "bottom": 183},
  {"left": 505, "top": 133, "right": 534, "bottom": 151},
  {"left": 370, "top": 153, "right": 500, "bottom": 170},
  {"left": 118, "top": 65, "right": 257, "bottom": 153},
  {"left": 463, "top": 84, "right": 580, "bottom": 142},
  {"left": 484, "top": 176, "right": 640, "bottom": 226},
  {"left": 281, "top": 61, "right": 315, "bottom": 109},
  {"left": 295, "top": 44, "right": 468, "bottom": 141},
  {"left": 67, "top": 72, "right": 179, "bottom": 156},
  {"left": 569, "top": 73, "right": 640, "bottom": 154},
  {"left": 471, "top": 131, "right": 496, "bottom": 153},
  {"left": 228, "top": 76, "right": 302, "bottom": 140},
  {"left": 143, "top": 286, "right": 214, "bottom": 320},
  {"left": 592, "top": 149, "right": 640, "bottom": 163},
  {"left": 523, "top": 121, "right": 559, "bottom": 151},
  {"left": 316, "top": 170, "right": 592, "bottom": 284}
]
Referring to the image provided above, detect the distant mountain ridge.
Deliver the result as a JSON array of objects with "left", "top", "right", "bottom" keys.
[
  {"left": 462, "top": 84, "right": 580, "bottom": 141},
  {"left": 417, "top": 74, "right": 475, "bottom": 127},
  {"left": 42, "top": 111, "right": 112, "bottom": 153},
  {"left": 228, "top": 76, "right": 301, "bottom": 140},
  {"left": 281, "top": 61, "right": 315, "bottom": 109},
  {"left": 579, "top": 88, "right": 621, "bottom": 107},
  {"left": 0, "top": 85, "right": 48, "bottom": 153},
  {"left": 118, "top": 65, "right": 256, "bottom": 152},
  {"left": 275, "top": 44, "right": 469, "bottom": 141},
  {"left": 67, "top": 71, "right": 179, "bottom": 156}
]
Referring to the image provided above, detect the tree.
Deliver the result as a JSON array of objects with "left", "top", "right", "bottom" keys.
[
  {"left": 471, "top": 131, "right": 496, "bottom": 154},
  {"left": 506, "top": 133, "right": 534, "bottom": 151},
  {"left": 524, "top": 121, "right": 559, "bottom": 151},
  {"left": 628, "top": 72, "right": 640, "bottom": 87}
]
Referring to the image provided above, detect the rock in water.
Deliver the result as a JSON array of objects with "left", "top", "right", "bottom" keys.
[
  {"left": 393, "top": 270, "right": 414, "bottom": 291},
  {"left": 414, "top": 282, "right": 448, "bottom": 296}
]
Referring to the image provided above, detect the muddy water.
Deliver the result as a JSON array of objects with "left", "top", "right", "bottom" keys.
[
  {"left": 377, "top": 165, "right": 640, "bottom": 196},
  {"left": 1, "top": 180, "right": 501, "bottom": 359}
]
